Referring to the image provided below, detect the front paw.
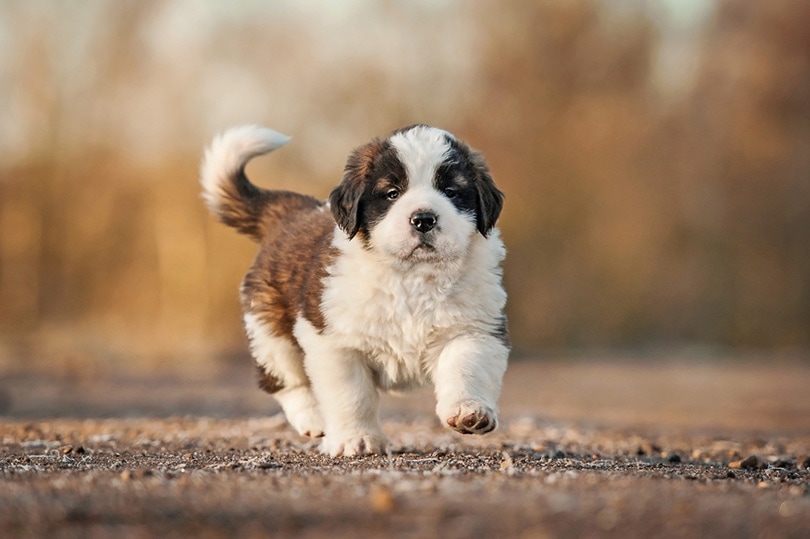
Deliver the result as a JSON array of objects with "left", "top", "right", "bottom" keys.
[
  {"left": 441, "top": 400, "right": 498, "bottom": 435},
  {"left": 321, "top": 433, "right": 388, "bottom": 457},
  {"left": 287, "top": 406, "right": 325, "bottom": 439},
  {"left": 275, "top": 387, "right": 325, "bottom": 438}
]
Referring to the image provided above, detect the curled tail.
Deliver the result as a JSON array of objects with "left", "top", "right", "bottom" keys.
[{"left": 200, "top": 125, "right": 292, "bottom": 241}]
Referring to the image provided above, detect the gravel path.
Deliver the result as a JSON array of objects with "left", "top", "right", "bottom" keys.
[{"left": 2, "top": 359, "right": 809, "bottom": 537}]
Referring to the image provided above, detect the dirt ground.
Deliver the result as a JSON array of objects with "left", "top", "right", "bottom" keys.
[{"left": 2, "top": 356, "right": 810, "bottom": 538}]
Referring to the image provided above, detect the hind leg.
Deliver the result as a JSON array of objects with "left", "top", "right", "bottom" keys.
[{"left": 244, "top": 312, "right": 324, "bottom": 438}]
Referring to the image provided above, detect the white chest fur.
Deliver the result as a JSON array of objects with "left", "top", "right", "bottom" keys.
[{"left": 315, "top": 229, "right": 507, "bottom": 388}]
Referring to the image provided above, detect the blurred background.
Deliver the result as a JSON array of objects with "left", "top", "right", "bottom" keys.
[{"left": 1, "top": 0, "right": 809, "bottom": 379}]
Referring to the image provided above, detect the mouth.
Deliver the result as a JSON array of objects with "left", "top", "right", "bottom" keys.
[{"left": 407, "top": 240, "right": 438, "bottom": 259}]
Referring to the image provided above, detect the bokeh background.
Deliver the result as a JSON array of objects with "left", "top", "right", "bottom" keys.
[{"left": 1, "top": 0, "right": 809, "bottom": 377}]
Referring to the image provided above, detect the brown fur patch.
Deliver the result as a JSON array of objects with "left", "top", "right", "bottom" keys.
[
  {"left": 329, "top": 137, "right": 387, "bottom": 239},
  {"left": 241, "top": 202, "right": 337, "bottom": 342},
  {"left": 216, "top": 166, "right": 323, "bottom": 242},
  {"left": 256, "top": 364, "right": 284, "bottom": 394},
  {"left": 330, "top": 138, "right": 407, "bottom": 246}
]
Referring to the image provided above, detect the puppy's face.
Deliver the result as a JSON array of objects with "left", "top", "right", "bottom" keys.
[{"left": 329, "top": 125, "right": 503, "bottom": 265}]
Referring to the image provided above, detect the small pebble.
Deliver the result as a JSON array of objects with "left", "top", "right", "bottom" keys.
[
  {"left": 729, "top": 455, "right": 761, "bottom": 469},
  {"left": 770, "top": 457, "right": 795, "bottom": 469},
  {"left": 500, "top": 452, "right": 515, "bottom": 475}
]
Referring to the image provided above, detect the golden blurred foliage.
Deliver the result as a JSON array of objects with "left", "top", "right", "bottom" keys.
[{"left": 0, "top": 0, "right": 808, "bottom": 369}]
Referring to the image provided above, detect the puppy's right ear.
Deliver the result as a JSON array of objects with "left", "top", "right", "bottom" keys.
[
  {"left": 329, "top": 175, "right": 364, "bottom": 239},
  {"left": 329, "top": 138, "right": 383, "bottom": 239}
]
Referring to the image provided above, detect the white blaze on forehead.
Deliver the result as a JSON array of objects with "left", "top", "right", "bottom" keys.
[{"left": 389, "top": 126, "right": 454, "bottom": 190}]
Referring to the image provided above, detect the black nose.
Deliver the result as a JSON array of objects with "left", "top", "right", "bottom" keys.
[{"left": 410, "top": 211, "right": 437, "bottom": 233}]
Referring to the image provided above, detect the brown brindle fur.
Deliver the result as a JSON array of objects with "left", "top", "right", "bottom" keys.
[
  {"left": 238, "top": 195, "right": 338, "bottom": 394},
  {"left": 240, "top": 197, "right": 337, "bottom": 338},
  {"left": 216, "top": 168, "right": 323, "bottom": 242},
  {"left": 256, "top": 363, "right": 284, "bottom": 394}
]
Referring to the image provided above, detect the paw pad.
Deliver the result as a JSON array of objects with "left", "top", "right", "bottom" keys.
[{"left": 444, "top": 401, "right": 497, "bottom": 435}]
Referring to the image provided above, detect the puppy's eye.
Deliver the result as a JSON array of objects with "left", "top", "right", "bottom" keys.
[
  {"left": 386, "top": 189, "right": 399, "bottom": 200},
  {"left": 443, "top": 187, "right": 457, "bottom": 199}
]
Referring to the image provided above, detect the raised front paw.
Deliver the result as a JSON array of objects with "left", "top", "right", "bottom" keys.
[
  {"left": 442, "top": 400, "right": 498, "bottom": 435},
  {"left": 321, "top": 432, "right": 388, "bottom": 457}
]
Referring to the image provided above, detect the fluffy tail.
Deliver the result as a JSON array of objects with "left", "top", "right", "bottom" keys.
[{"left": 200, "top": 125, "right": 291, "bottom": 241}]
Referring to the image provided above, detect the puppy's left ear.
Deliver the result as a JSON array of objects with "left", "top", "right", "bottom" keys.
[
  {"left": 470, "top": 151, "right": 504, "bottom": 237},
  {"left": 330, "top": 138, "right": 383, "bottom": 239}
]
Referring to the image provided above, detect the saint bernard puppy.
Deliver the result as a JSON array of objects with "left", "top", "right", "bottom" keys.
[{"left": 200, "top": 124, "right": 509, "bottom": 456}]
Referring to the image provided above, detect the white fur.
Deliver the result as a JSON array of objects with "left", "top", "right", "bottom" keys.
[
  {"left": 295, "top": 318, "right": 387, "bottom": 456},
  {"left": 295, "top": 227, "right": 508, "bottom": 455},
  {"left": 433, "top": 333, "right": 508, "bottom": 427},
  {"left": 199, "top": 125, "right": 290, "bottom": 212},
  {"left": 243, "top": 312, "right": 324, "bottom": 438},
  {"left": 389, "top": 126, "right": 454, "bottom": 191},
  {"left": 370, "top": 187, "right": 476, "bottom": 265}
]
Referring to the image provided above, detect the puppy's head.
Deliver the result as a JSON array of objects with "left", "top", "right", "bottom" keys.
[{"left": 329, "top": 125, "right": 503, "bottom": 264}]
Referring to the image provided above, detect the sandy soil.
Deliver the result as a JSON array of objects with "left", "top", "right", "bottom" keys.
[{"left": 1, "top": 357, "right": 809, "bottom": 538}]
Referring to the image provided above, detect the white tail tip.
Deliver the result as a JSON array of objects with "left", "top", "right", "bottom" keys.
[{"left": 200, "top": 125, "right": 291, "bottom": 210}]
